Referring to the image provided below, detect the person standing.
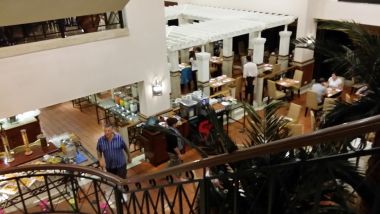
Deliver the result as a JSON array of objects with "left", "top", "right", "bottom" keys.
[
  {"left": 97, "top": 124, "right": 132, "bottom": 179},
  {"left": 165, "top": 117, "right": 184, "bottom": 167},
  {"left": 243, "top": 55, "right": 258, "bottom": 105},
  {"left": 189, "top": 47, "right": 201, "bottom": 91}
]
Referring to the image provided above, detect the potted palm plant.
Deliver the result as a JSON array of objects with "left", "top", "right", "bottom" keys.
[{"left": 294, "top": 20, "right": 380, "bottom": 213}]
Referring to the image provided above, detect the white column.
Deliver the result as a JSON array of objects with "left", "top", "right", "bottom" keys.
[
  {"left": 279, "top": 31, "right": 292, "bottom": 56},
  {"left": 180, "top": 49, "right": 189, "bottom": 64},
  {"left": 168, "top": 51, "right": 181, "bottom": 99},
  {"left": 222, "top": 38, "right": 233, "bottom": 77},
  {"left": 178, "top": 16, "right": 192, "bottom": 26},
  {"left": 205, "top": 42, "right": 214, "bottom": 55},
  {"left": 278, "top": 29, "right": 292, "bottom": 70},
  {"left": 248, "top": 32, "right": 259, "bottom": 55},
  {"left": 196, "top": 52, "right": 211, "bottom": 96},
  {"left": 253, "top": 37, "right": 266, "bottom": 64},
  {"left": 253, "top": 37, "right": 266, "bottom": 106}
]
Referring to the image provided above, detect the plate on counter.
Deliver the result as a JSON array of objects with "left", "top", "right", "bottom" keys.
[{"left": 221, "top": 101, "right": 231, "bottom": 106}]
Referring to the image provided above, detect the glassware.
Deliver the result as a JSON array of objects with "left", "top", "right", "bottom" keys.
[
  {"left": 114, "top": 92, "right": 121, "bottom": 105},
  {"left": 130, "top": 101, "right": 138, "bottom": 113},
  {"left": 119, "top": 95, "right": 125, "bottom": 107}
]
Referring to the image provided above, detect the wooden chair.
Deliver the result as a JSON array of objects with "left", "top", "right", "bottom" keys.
[
  {"left": 337, "top": 76, "right": 345, "bottom": 89},
  {"left": 304, "top": 91, "right": 322, "bottom": 116},
  {"left": 323, "top": 98, "right": 337, "bottom": 113},
  {"left": 285, "top": 102, "right": 302, "bottom": 123},
  {"left": 349, "top": 77, "right": 366, "bottom": 94},
  {"left": 345, "top": 93, "right": 352, "bottom": 104},
  {"left": 268, "top": 54, "right": 277, "bottom": 65},
  {"left": 310, "top": 110, "right": 316, "bottom": 131},
  {"left": 292, "top": 69, "right": 303, "bottom": 96},
  {"left": 288, "top": 124, "right": 304, "bottom": 137},
  {"left": 234, "top": 76, "right": 244, "bottom": 100},
  {"left": 267, "top": 80, "right": 286, "bottom": 102},
  {"left": 272, "top": 63, "right": 281, "bottom": 75}
]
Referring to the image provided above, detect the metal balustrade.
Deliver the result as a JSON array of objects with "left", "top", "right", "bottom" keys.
[
  {"left": 0, "top": 115, "right": 379, "bottom": 213},
  {"left": 0, "top": 11, "right": 124, "bottom": 48}
]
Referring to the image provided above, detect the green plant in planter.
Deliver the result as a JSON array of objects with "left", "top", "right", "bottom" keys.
[
  {"left": 294, "top": 20, "right": 380, "bottom": 213},
  {"left": 205, "top": 100, "right": 367, "bottom": 213}
]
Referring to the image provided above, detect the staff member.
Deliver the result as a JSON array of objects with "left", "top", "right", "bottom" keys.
[
  {"left": 97, "top": 124, "right": 132, "bottom": 179},
  {"left": 243, "top": 55, "right": 258, "bottom": 105},
  {"left": 165, "top": 117, "right": 183, "bottom": 167},
  {"left": 189, "top": 47, "right": 201, "bottom": 91}
]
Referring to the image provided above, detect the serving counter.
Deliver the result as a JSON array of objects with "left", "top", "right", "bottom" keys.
[
  {"left": 0, "top": 110, "right": 42, "bottom": 151},
  {"left": 0, "top": 133, "right": 98, "bottom": 212}
]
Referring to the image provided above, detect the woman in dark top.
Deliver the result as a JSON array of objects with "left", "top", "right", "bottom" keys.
[{"left": 165, "top": 117, "right": 183, "bottom": 167}]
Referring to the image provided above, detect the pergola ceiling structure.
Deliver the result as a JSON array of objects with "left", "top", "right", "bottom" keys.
[{"left": 165, "top": 4, "right": 297, "bottom": 52}]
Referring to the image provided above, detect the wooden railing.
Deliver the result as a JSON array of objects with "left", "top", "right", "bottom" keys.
[
  {"left": 126, "top": 114, "right": 380, "bottom": 184},
  {"left": 0, "top": 114, "right": 379, "bottom": 213}
]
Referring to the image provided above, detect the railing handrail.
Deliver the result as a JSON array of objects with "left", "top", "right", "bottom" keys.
[
  {"left": 1, "top": 114, "right": 379, "bottom": 186},
  {"left": 0, "top": 164, "right": 123, "bottom": 184},
  {"left": 125, "top": 114, "right": 380, "bottom": 184}
]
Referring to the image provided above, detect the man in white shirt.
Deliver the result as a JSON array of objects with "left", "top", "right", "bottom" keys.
[
  {"left": 328, "top": 73, "right": 343, "bottom": 89},
  {"left": 311, "top": 78, "right": 327, "bottom": 104},
  {"left": 243, "top": 55, "right": 258, "bottom": 105}
]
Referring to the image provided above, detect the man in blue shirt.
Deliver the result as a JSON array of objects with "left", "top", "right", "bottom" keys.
[
  {"left": 97, "top": 124, "right": 132, "bottom": 178},
  {"left": 311, "top": 78, "right": 327, "bottom": 104}
]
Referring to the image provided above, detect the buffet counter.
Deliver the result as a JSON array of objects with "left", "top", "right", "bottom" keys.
[
  {"left": 0, "top": 133, "right": 98, "bottom": 212},
  {"left": 0, "top": 110, "right": 42, "bottom": 150},
  {"left": 0, "top": 133, "right": 97, "bottom": 169}
]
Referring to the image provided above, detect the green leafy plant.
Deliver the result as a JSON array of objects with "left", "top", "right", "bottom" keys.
[{"left": 295, "top": 20, "right": 380, "bottom": 213}]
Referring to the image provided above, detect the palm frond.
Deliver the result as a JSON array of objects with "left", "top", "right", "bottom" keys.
[
  {"left": 244, "top": 100, "right": 289, "bottom": 147},
  {"left": 293, "top": 36, "right": 316, "bottom": 50},
  {"left": 202, "top": 103, "right": 238, "bottom": 154}
]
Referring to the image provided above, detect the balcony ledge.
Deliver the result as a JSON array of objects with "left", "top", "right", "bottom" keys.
[
  {"left": 0, "top": 0, "right": 129, "bottom": 26},
  {"left": 0, "top": 28, "right": 129, "bottom": 59}
]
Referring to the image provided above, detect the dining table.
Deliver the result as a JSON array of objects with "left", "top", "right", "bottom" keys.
[
  {"left": 326, "top": 87, "right": 342, "bottom": 98},
  {"left": 275, "top": 78, "right": 299, "bottom": 88},
  {"left": 275, "top": 78, "right": 300, "bottom": 100},
  {"left": 209, "top": 75, "right": 235, "bottom": 94}
]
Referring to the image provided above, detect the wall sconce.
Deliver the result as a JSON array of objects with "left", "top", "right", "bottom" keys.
[{"left": 152, "top": 80, "right": 163, "bottom": 96}]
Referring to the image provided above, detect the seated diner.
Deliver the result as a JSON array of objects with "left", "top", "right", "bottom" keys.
[
  {"left": 311, "top": 78, "right": 327, "bottom": 104},
  {"left": 328, "top": 72, "right": 343, "bottom": 90}
]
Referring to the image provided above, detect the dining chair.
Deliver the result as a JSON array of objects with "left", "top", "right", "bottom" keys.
[
  {"left": 272, "top": 63, "right": 281, "bottom": 75},
  {"left": 288, "top": 123, "right": 304, "bottom": 137},
  {"left": 310, "top": 110, "right": 316, "bottom": 131},
  {"left": 285, "top": 102, "right": 302, "bottom": 123},
  {"left": 268, "top": 54, "right": 277, "bottom": 65},
  {"left": 345, "top": 93, "right": 352, "bottom": 104},
  {"left": 337, "top": 76, "right": 345, "bottom": 89},
  {"left": 348, "top": 77, "right": 367, "bottom": 94},
  {"left": 323, "top": 98, "right": 337, "bottom": 112},
  {"left": 234, "top": 76, "right": 243, "bottom": 100},
  {"left": 267, "top": 80, "right": 286, "bottom": 102},
  {"left": 304, "top": 91, "right": 322, "bottom": 116},
  {"left": 292, "top": 69, "right": 303, "bottom": 96}
]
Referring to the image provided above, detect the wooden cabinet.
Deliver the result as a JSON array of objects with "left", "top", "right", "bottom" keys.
[
  {"left": 139, "top": 120, "right": 189, "bottom": 166},
  {"left": 140, "top": 129, "right": 168, "bottom": 166}
]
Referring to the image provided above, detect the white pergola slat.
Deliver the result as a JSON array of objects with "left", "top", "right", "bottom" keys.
[{"left": 165, "top": 4, "right": 297, "bottom": 52}]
